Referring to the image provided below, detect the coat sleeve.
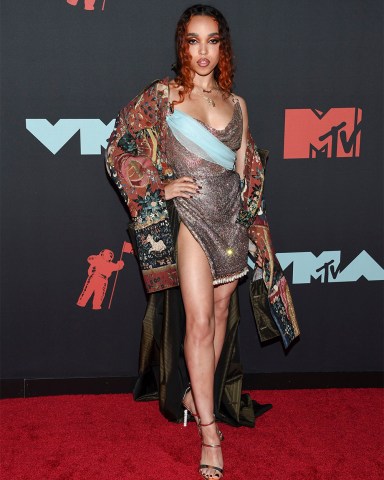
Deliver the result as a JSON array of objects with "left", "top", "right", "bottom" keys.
[
  {"left": 248, "top": 203, "right": 300, "bottom": 349},
  {"left": 104, "top": 80, "right": 179, "bottom": 293},
  {"left": 242, "top": 144, "right": 300, "bottom": 349},
  {"left": 105, "top": 81, "right": 167, "bottom": 223},
  {"left": 236, "top": 132, "right": 266, "bottom": 229}
]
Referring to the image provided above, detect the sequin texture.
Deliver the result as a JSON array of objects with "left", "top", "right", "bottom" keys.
[{"left": 166, "top": 101, "right": 249, "bottom": 285}]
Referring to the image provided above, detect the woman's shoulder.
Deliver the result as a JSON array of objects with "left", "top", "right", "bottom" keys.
[
  {"left": 121, "top": 77, "right": 170, "bottom": 111},
  {"left": 168, "top": 78, "right": 184, "bottom": 103},
  {"left": 119, "top": 77, "right": 171, "bottom": 129},
  {"left": 137, "top": 77, "right": 170, "bottom": 98},
  {"left": 231, "top": 93, "right": 248, "bottom": 124},
  {"left": 231, "top": 93, "right": 247, "bottom": 110}
]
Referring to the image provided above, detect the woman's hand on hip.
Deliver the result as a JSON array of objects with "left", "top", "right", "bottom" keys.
[{"left": 164, "top": 176, "right": 200, "bottom": 200}]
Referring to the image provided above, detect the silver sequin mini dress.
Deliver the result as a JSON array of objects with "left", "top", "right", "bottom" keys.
[{"left": 166, "top": 100, "right": 249, "bottom": 285}]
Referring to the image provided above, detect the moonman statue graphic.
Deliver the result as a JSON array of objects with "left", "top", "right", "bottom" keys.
[
  {"left": 66, "top": 0, "right": 106, "bottom": 11},
  {"left": 77, "top": 249, "right": 124, "bottom": 310}
]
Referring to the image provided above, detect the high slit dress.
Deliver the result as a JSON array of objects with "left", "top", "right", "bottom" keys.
[
  {"left": 166, "top": 100, "right": 249, "bottom": 285},
  {"left": 133, "top": 98, "right": 272, "bottom": 426}
]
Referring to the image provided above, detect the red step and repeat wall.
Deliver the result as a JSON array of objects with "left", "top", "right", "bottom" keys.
[{"left": 1, "top": 0, "right": 383, "bottom": 380}]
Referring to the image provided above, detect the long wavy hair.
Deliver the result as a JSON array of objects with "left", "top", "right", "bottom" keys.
[{"left": 172, "top": 4, "right": 234, "bottom": 107}]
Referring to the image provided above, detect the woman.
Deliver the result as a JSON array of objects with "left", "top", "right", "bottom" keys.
[{"left": 106, "top": 5, "right": 300, "bottom": 478}]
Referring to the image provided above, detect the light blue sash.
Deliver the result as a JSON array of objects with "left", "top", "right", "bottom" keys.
[{"left": 166, "top": 109, "right": 236, "bottom": 170}]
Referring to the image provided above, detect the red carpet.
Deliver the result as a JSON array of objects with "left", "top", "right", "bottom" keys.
[{"left": 1, "top": 389, "right": 383, "bottom": 480}]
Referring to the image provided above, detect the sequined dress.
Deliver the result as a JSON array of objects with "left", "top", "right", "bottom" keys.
[{"left": 166, "top": 100, "right": 249, "bottom": 285}]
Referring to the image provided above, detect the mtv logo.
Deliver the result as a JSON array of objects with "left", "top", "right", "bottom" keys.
[{"left": 284, "top": 108, "right": 362, "bottom": 159}]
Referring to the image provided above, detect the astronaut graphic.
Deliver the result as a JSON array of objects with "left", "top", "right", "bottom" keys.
[
  {"left": 77, "top": 249, "right": 124, "bottom": 310},
  {"left": 66, "top": 0, "right": 106, "bottom": 11}
]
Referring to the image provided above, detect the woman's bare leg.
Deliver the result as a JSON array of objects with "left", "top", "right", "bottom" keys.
[
  {"left": 213, "top": 280, "right": 238, "bottom": 368},
  {"left": 183, "top": 273, "right": 238, "bottom": 412},
  {"left": 178, "top": 222, "right": 237, "bottom": 477},
  {"left": 178, "top": 222, "right": 215, "bottom": 419}
]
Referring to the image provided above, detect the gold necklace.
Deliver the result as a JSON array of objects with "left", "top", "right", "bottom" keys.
[
  {"left": 201, "top": 94, "right": 216, "bottom": 107},
  {"left": 193, "top": 84, "right": 219, "bottom": 107}
]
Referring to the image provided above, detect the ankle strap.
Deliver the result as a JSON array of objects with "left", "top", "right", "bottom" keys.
[
  {"left": 202, "top": 442, "right": 221, "bottom": 448},
  {"left": 199, "top": 417, "right": 215, "bottom": 427}
]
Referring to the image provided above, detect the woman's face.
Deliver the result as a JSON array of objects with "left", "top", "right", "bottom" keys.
[{"left": 185, "top": 15, "right": 220, "bottom": 77}]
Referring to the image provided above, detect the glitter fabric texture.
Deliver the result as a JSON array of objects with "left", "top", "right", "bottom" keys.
[{"left": 166, "top": 100, "right": 249, "bottom": 285}]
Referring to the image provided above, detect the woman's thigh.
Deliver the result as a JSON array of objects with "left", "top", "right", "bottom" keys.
[{"left": 177, "top": 222, "right": 214, "bottom": 319}]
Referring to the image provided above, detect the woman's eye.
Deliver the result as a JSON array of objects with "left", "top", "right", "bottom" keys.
[
  {"left": 209, "top": 38, "right": 220, "bottom": 44},
  {"left": 187, "top": 39, "right": 198, "bottom": 45}
]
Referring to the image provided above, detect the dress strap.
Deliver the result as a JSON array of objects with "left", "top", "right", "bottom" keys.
[{"left": 230, "top": 93, "right": 239, "bottom": 105}]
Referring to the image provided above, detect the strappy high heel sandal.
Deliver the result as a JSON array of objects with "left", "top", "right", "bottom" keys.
[
  {"left": 199, "top": 414, "right": 224, "bottom": 441},
  {"left": 198, "top": 418, "right": 224, "bottom": 479},
  {"left": 182, "top": 384, "right": 199, "bottom": 427}
]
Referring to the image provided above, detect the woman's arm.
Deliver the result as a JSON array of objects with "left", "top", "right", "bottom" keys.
[
  {"left": 106, "top": 80, "right": 199, "bottom": 219},
  {"left": 105, "top": 107, "right": 167, "bottom": 222},
  {"left": 233, "top": 96, "right": 266, "bottom": 229},
  {"left": 234, "top": 95, "right": 249, "bottom": 180},
  {"left": 105, "top": 80, "right": 179, "bottom": 225}
]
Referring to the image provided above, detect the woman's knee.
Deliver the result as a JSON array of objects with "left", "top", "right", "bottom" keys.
[
  {"left": 214, "top": 295, "right": 230, "bottom": 321},
  {"left": 185, "top": 314, "right": 215, "bottom": 344},
  {"left": 213, "top": 282, "right": 237, "bottom": 322}
]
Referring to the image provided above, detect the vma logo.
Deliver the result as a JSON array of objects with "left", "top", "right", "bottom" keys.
[
  {"left": 276, "top": 250, "right": 383, "bottom": 284},
  {"left": 284, "top": 108, "right": 362, "bottom": 159},
  {"left": 26, "top": 119, "right": 114, "bottom": 155},
  {"left": 66, "top": 0, "right": 107, "bottom": 11}
]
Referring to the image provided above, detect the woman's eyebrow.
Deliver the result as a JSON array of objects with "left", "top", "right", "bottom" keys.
[{"left": 186, "top": 32, "right": 219, "bottom": 37}]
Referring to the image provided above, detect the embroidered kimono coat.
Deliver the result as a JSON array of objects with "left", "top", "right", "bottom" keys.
[{"left": 106, "top": 77, "right": 300, "bottom": 349}]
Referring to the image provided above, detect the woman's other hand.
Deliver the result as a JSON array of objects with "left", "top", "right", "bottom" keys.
[{"left": 164, "top": 176, "right": 200, "bottom": 200}]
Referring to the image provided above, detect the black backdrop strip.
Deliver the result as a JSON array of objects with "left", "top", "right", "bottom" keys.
[{"left": 0, "top": 0, "right": 383, "bottom": 381}]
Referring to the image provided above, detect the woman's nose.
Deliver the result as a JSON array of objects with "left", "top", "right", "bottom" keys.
[{"left": 199, "top": 43, "right": 207, "bottom": 55}]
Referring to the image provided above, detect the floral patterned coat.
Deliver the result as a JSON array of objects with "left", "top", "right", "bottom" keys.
[{"left": 105, "top": 77, "right": 300, "bottom": 348}]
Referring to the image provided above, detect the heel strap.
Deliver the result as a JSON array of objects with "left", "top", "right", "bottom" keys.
[
  {"left": 183, "top": 404, "right": 198, "bottom": 417},
  {"left": 183, "top": 384, "right": 192, "bottom": 397},
  {"left": 182, "top": 385, "right": 198, "bottom": 417}
]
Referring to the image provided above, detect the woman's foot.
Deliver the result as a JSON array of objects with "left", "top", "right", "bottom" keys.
[
  {"left": 199, "top": 419, "right": 224, "bottom": 479},
  {"left": 182, "top": 386, "right": 199, "bottom": 426}
]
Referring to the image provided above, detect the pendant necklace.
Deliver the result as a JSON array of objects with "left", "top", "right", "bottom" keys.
[
  {"left": 201, "top": 95, "right": 216, "bottom": 107},
  {"left": 194, "top": 84, "right": 219, "bottom": 107}
]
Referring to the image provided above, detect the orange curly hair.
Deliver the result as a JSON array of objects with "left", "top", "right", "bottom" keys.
[{"left": 172, "top": 4, "right": 234, "bottom": 107}]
